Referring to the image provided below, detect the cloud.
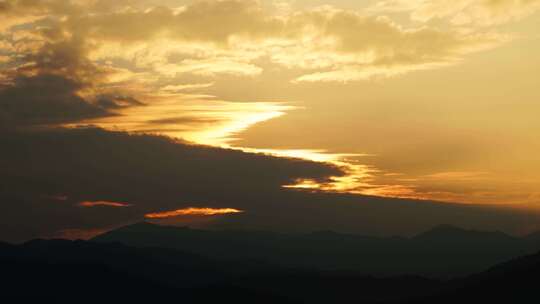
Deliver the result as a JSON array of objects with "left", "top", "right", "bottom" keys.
[
  {"left": 85, "top": 0, "right": 278, "bottom": 43},
  {"left": 160, "top": 83, "right": 215, "bottom": 93},
  {"left": 1, "top": 0, "right": 539, "bottom": 242},
  {"left": 146, "top": 116, "right": 222, "bottom": 126},
  {"left": 423, "top": 171, "right": 489, "bottom": 181},
  {"left": 1, "top": 127, "right": 539, "bottom": 242},
  {"left": 79, "top": 201, "right": 132, "bottom": 208},
  {"left": 0, "top": 0, "right": 509, "bottom": 83},
  {"left": 285, "top": 9, "right": 507, "bottom": 81},
  {"left": 0, "top": 20, "right": 143, "bottom": 128},
  {"left": 94, "top": 95, "right": 144, "bottom": 109},
  {"left": 0, "top": 126, "right": 343, "bottom": 241},
  {"left": 0, "top": 74, "right": 113, "bottom": 127},
  {"left": 293, "top": 62, "right": 452, "bottom": 82},
  {"left": 371, "top": 0, "right": 540, "bottom": 26},
  {"left": 88, "top": 3, "right": 507, "bottom": 81},
  {"left": 145, "top": 207, "right": 243, "bottom": 218}
]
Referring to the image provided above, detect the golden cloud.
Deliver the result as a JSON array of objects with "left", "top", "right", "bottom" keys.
[
  {"left": 145, "top": 207, "right": 243, "bottom": 218},
  {"left": 0, "top": 0, "right": 513, "bottom": 84},
  {"left": 79, "top": 201, "right": 132, "bottom": 207},
  {"left": 372, "top": 0, "right": 540, "bottom": 26}
]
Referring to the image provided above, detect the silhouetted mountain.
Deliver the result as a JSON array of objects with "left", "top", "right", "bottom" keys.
[
  {"left": 411, "top": 250, "right": 540, "bottom": 303},
  {"left": 413, "top": 224, "right": 514, "bottom": 241},
  {"left": 231, "top": 248, "right": 540, "bottom": 303},
  {"left": 0, "top": 241, "right": 13, "bottom": 249},
  {"left": 0, "top": 238, "right": 300, "bottom": 303},
  {"left": 93, "top": 222, "right": 539, "bottom": 277},
  {"left": 524, "top": 230, "right": 540, "bottom": 243},
  {"left": 0, "top": 239, "right": 445, "bottom": 303},
  {"left": 2, "top": 237, "right": 539, "bottom": 303}
]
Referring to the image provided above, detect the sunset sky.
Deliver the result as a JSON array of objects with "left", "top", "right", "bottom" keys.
[{"left": 1, "top": 0, "right": 540, "bottom": 241}]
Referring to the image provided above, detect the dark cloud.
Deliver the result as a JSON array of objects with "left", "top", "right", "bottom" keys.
[
  {"left": 0, "top": 29, "right": 141, "bottom": 128},
  {"left": 1, "top": 127, "right": 539, "bottom": 242},
  {"left": 94, "top": 95, "right": 144, "bottom": 109},
  {"left": 0, "top": 74, "right": 113, "bottom": 127},
  {"left": 0, "top": 1, "right": 11, "bottom": 13},
  {"left": 0, "top": 127, "right": 343, "bottom": 241}
]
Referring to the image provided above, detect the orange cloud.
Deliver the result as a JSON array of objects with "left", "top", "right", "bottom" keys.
[
  {"left": 78, "top": 201, "right": 131, "bottom": 207},
  {"left": 145, "top": 207, "right": 243, "bottom": 219}
]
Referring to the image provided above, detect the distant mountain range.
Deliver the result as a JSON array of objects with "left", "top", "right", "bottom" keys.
[
  {"left": 2, "top": 229, "right": 540, "bottom": 303},
  {"left": 92, "top": 222, "right": 540, "bottom": 277},
  {"left": 0, "top": 237, "right": 440, "bottom": 303}
]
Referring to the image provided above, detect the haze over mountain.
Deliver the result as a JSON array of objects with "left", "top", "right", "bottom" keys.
[
  {"left": 2, "top": 233, "right": 540, "bottom": 303},
  {"left": 93, "top": 222, "right": 540, "bottom": 277}
]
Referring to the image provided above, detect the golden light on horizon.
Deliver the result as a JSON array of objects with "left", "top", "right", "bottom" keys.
[{"left": 145, "top": 207, "right": 244, "bottom": 219}]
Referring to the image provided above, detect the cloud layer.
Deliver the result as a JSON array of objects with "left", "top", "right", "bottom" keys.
[
  {"left": 1, "top": 1, "right": 539, "bottom": 242},
  {"left": 372, "top": 0, "right": 540, "bottom": 25},
  {"left": 0, "top": 0, "right": 511, "bottom": 85},
  {"left": 1, "top": 127, "right": 538, "bottom": 242}
]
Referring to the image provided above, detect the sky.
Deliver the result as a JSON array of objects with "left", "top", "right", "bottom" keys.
[{"left": 1, "top": 0, "right": 540, "bottom": 241}]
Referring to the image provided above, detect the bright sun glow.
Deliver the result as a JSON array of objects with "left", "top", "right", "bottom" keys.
[{"left": 73, "top": 98, "right": 293, "bottom": 147}]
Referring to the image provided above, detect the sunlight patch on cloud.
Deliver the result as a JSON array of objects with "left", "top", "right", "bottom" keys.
[
  {"left": 145, "top": 207, "right": 243, "bottom": 218},
  {"left": 282, "top": 153, "right": 386, "bottom": 196},
  {"left": 74, "top": 98, "right": 294, "bottom": 146},
  {"left": 79, "top": 201, "right": 132, "bottom": 208}
]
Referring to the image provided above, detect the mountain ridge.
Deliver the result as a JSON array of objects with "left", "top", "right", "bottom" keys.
[
  {"left": 91, "top": 222, "right": 540, "bottom": 277},
  {"left": 2, "top": 237, "right": 540, "bottom": 303}
]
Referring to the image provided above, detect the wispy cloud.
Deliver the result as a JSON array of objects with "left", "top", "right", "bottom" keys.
[
  {"left": 79, "top": 201, "right": 132, "bottom": 208},
  {"left": 370, "top": 0, "right": 540, "bottom": 25},
  {"left": 145, "top": 207, "right": 243, "bottom": 218}
]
